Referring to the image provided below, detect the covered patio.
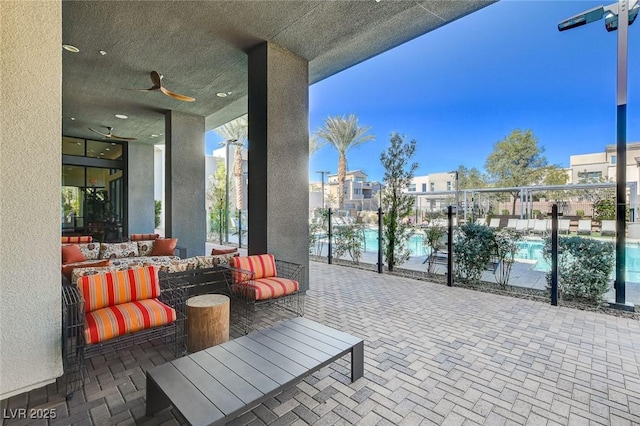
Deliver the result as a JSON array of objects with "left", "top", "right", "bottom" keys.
[{"left": 4, "top": 262, "right": 640, "bottom": 425}]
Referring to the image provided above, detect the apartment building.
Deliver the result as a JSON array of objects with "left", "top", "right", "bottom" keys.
[
  {"left": 570, "top": 142, "right": 640, "bottom": 186},
  {"left": 324, "top": 170, "right": 381, "bottom": 211}
]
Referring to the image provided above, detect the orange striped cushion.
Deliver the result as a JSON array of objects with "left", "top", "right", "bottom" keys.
[
  {"left": 230, "top": 254, "right": 277, "bottom": 281},
  {"left": 246, "top": 277, "right": 299, "bottom": 301},
  {"left": 130, "top": 233, "right": 160, "bottom": 241},
  {"left": 84, "top": 299, "right": 176, "bottom": 344},
  {"left": 61, "top": 236, "right": 93, "bottom": 243},
  {"left": 78, "top": 266, "right": 160, "bottom": 313}
]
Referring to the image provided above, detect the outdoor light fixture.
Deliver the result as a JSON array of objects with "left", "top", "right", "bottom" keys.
[{"left": 559, "top": 0, "right": 638, "bottom": 309}]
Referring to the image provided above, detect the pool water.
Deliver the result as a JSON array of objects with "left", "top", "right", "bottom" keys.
[
  {"left": 516, "top": 240, "right": 640, "bottom": 282},
  {"left": 361, "top": 228, "right": 640, "bottom": 281}
]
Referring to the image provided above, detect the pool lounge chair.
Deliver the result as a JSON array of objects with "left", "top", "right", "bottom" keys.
[
  {"left": 515, "top": 219, "right": 528, "bottom": 234},
  {"left": 558, "top": 219, "right": 571, "bottom": 235},
  {"left": 600, "top": 220, "right": 616, "bottom": 236},
  {"left": 531, "top": 219, "right": 549, "bottom": 236},
  {"left": 488, "top": 218, "right": 500, "bottom": 229},
  {"left": 577, "top": 219, "right": 592, "bottom": 235},
  {"left": 475, "top": 218, "right": 486, "bottom": 226},
  {"left": 505, "top": 219, "right": 517, "bottom": 230},
  {"left": 527, "top": 219, "right": 536, "bottom": 234}
]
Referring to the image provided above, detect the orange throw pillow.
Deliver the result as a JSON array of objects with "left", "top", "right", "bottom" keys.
[
  {"left": 151, "top": 238, "right": 178, "bottom": 256},
  {"left": 61, "top": 259, "right": 110, "bottom": 281},
  {"left": 211, "top": 247, "right": 238, "bottom": 255},
  {"left": 62, "top": 244, "right": 86, "bottom": 265}
]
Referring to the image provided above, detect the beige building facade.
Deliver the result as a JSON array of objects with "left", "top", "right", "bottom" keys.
[{"left": 569, "top": 142, "right": 640, "bottom": 188}]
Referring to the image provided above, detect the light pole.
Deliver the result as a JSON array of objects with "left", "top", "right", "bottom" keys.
[
  {"left": 559, "top": 0, "right": 638, "bottom": 308},
  {"left": 220, "top": 138, "right": 241, "bottom": 243},
  {"left": 316, "top": 171, "right": 330, "bottom": 209}
]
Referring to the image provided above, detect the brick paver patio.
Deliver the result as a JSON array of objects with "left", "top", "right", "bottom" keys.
[{"left": 3, "top": 261, "right": 640, "bottom": 425}]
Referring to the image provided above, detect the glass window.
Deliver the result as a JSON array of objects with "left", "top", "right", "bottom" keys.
[
  {"left": 611, "top": 155, "right": 617, "bottom": 165},
  {"left": 422, "top": 183, "right": 427, "bottom": 192},
  {"left": 62, "top": 137, "right": 85, "bottom": 156},
  {"left": 447, "top": 181, "right": 452, "bottom": 191},
  {"left": 87, "top": 140, "right": 123, "bottom": 160},
  {"left": 408, "top": 184, "right": 416, "bottom": 192},
  {"left": 430, "top": 182, "right": 435, "bottom": 191}
]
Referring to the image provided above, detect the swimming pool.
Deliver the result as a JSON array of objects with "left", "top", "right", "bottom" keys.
[
  {"left": 516, "top": 240, "right": 640, "bottom": 281},
  {"left": 361, "top": 229, "right": 640, "bottom": 280}
]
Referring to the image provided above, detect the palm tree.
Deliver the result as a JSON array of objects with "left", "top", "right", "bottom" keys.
[
  {"left": 309, "top": 135, "right": 324, "bottom": 157},
  {"left": 315, "top": 115, "right": 375, "bottom": 209},
  {"left": 214, "top": 116, "right": 247, "bottom": 211}
]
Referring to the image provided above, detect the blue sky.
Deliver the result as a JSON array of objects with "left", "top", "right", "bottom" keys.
[{"left": 207, "top": 0, "right": 640, "bottom": 183}]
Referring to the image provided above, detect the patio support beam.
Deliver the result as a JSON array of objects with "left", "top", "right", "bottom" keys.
[
  {"left": 247, "top": 41, "right": 310, "bottom": 291},
  {"left": 165, "top": 111, "right": 206, "bottom": 256},
  {"left": 128, "top": 144, "right": 155, "bottom": 234}
]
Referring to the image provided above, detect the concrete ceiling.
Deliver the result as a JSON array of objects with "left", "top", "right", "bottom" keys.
[{"left": 62, "top": 0, "right": 495, "bottom": 145}]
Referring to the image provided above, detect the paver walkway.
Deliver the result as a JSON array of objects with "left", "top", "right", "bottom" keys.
[{"left": 3, "top": 261, "right": 640, "bottom": 425}]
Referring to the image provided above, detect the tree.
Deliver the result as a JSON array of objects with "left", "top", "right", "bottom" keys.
[
  {"left": 206, "top": 162, "right": 226, "bottom": 240},
  {"left": 542, "top": 166, "right": 570, "bottom": 202},
  {"left": 485, "top": 129, "right": 548, "bottom": 214},
  {"left": 457, "top": 165, "right": 488, "bottom": 190},
  {"left": 380, "top": 133, "right": 418, "bottom": 271},
  {"left": 309, "top": 135, "right": 324, "bottom": 157},
  {"left": 315, "top": 114, "right": 375, "bottom": 209},
  {"left": 214, "top": 116, "right": 247, "bottom": 211}
]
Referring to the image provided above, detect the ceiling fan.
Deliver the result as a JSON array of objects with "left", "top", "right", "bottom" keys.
[
  {"left": 89, "top": 126, "right": 137, "bottom": 141},
  {"left": 128, "top": 71, "right": 196, "bottom": 102}
]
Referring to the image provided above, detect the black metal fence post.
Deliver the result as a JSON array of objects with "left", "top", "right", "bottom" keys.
[
  {"left": 377, "top": 207, "right": 384, "bottom": 274},
  {"left": 327, "top": 208, "right": 333, "bottom": 264},
  {"left": 551, "top": 204, "right": 558, "bottom": 306},
  {"left": 447, "top": 205, "right": 453, "bottom": 287},
  {"left": 238, "top": 210, "right": 242, "bottom": 249}
]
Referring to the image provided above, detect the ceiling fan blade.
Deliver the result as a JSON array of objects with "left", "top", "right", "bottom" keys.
[
  {"left": 124, "top": 87, "right": 159, "bottom": 92},
  {"left": 89, "top": 127, "right": 109, "bottom": 137},
  {"left": 109, "top": 134, "right": 138, "bottom": 141},
  {"left": 160, "top": 86, "right": 195, "bottom": 102},
  {"left": 150, "top": 71, "right": 163, "bottom": 87}
]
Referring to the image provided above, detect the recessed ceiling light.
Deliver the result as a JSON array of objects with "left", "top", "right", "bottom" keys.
[
  {"left": 99, "top": 50, "right": 107, "bottom": 56},
  {"left": 115, "top": 114, "right": 128, "bottom": 119},
  {"left": 105, "top": 148, "right": 110, "bottom": 151},
  {"left": 151, "top": 134, "right": 159, "bottom": 138},
  {"left": 216, "top": 92, "right": 228, "bottom": 98},
  {"left": 76, "top": 142, "right": 81, "bottom": 146},
  {"left": 70, "top": 117, "right": 76, "bottom": 121},
  {"left": 62, "top": 44, "right": 80, "bottom": 53},
  {"left": 111, "top": 143, "right": 116, "bottom": 146},
  {"left": 100, "top": 153, "right": 105, "bottom": 156}
]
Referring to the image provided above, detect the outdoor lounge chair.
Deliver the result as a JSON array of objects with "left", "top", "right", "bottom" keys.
[
  {"left": 558, "top": 219, "right": 571, "bottom": 234},
  {"left": 527, "top": 219, "right": 536, "bottom": 234},
  {"left": 475, "top": 218, "right": 486, "bottom": 226},
  {"left": 600, "top": 220, "right": 616, "bottom": 236},
  {"left": 577, "top": 219, "right": 592, "bottom": 235},
  {"left": 515, "top": 219, "right": 528, "bottom": 234},
  {"left": 531, "top": 219, "right": 549, "bottom": 236},
  {"left": 505, "top": 218, "right": 517, "bottom": 230},
  {"left": 488, "top": 218, "right": 500, "bottom": 229}
]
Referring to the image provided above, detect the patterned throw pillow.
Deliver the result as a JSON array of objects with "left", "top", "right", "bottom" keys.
[
  {"left": 130, "top": 233, "right": 159, "bottom": 241},
  {"left": 62, "top": 244, "right": 86, "bottom": 265},
  {"left": 99, "top": 241, "right": 139, "bottom": 259},
  {"left": 137, "top": 240, "right": 155, "bottom": 256},
  {"left": 77, "top": 242, "right": 100, "bottom": 260}
]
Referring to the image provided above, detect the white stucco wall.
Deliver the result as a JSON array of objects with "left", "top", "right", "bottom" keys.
[{"left": 0, "top": 1, "right": 63, "bottom": 399}]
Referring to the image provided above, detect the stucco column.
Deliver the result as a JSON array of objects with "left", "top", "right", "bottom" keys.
[
  {"left": 0, "top": 0, "right": 63, "bottom": 399},
  {"left": 128, "top": 143, "right": 156, "bottom": 234},
  {"left": 165, "top": 111, "right": 206, "bottom": 257},
  {"left": 247, "top": 42, "right": 310, "bottom": 291}
]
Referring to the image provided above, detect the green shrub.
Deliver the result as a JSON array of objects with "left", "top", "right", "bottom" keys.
[
  {"left": 532, "top": 209, "right": 541, "bottom": 219},
  {"left": 154, "top": 200, "right": 162, "bottom": 228},
  {"left": 454, "top": 224, "right": 495, "bottom": 284},
  {"left": 543, "top": 236, "right": 614, "bottom": 305},
  {"left": 493, "top": 229, "right": 522, "bottom": 287},
  {"left": 422, "top": 224, "right": 447, "bottom": 274},
  {"left": 576, "top": 209, "right": 584, "bottom": 217},
  {"left": 501, "top": 209, "right": 510, "bottom": 215},
  {"left": 333, "top": 224, "right": 365, "bottom": 263}
]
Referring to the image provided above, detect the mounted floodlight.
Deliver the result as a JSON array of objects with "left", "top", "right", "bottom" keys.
[{"left": 558, "top": 0, "right": 638, "bottom": 31}]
